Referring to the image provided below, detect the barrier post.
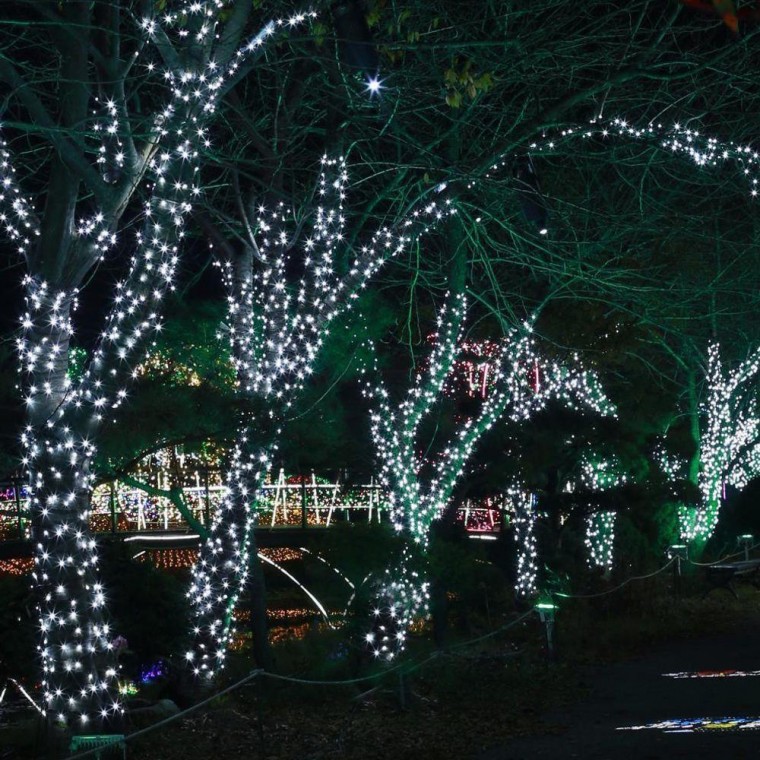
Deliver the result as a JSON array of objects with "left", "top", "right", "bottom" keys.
[
  {"left": 668, "top": 544, "right": 688, "bottom": 597},
  {"left": 301, "top": 475, "right": 307, "bottom": 529},
  {"left": 398, "top": 672, "right": 409, "bottom": 710},
  {"left": 204, "top": 468, "right": 211, "bottom": 527},
  {"left": 536, "top": 601, "right": 558, "bottom": 660},
  {"left": 737, "top": 534, "right": 754, "bottom": 561},
  {"left": 110, "top": 481, "right": 117, "bottom": 534}
]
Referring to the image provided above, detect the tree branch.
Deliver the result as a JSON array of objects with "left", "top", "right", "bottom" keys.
[
  {"left": 116, "top": 472, "right": 209, "bottom": 540},
  {"left": 0, "top": 56, "right": 116, "bottom": 210}
]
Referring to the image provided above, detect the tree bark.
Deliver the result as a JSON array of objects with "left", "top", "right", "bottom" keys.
[{"left": 22, "top": 284, "right": 113, "bottom": 728}]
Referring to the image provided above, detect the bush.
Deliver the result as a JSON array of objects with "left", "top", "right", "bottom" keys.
[
  {"left": 99, "top": 541, "right": 190, "bottom": 677},
  {"left": 0, "top": 575, "right": 36, "bottom": 681}
]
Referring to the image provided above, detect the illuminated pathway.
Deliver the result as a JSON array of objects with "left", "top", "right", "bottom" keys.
[{"left": 480, "top": 625, "right": 760, "bottom": 759}]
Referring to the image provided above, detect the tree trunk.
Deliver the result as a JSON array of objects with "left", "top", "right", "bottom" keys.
[
  {"left": 247, "top": 548, "right": 274, "bottom": 671},
  {"left": 188, "top": 435, "right": 273, "bottom": 677},
  {"left": 188, "top": 239, "right": 276, "bottom": 674},
  {"left": 687, "top": 368, "right": 701, "bottom": 488},
  {"left": 22, "top": 283, "right": 116, "bottom": 729}
]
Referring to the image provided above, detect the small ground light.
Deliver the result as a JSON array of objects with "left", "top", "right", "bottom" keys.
[
  {"left": 668, "top": 544, "right": 688, "bottom": 573},
  {"left": 737, "top": 534, "right": 754, "bottom": 561},
  {"left": 535, "top": 601, "right": 558, "bottom": 659}
]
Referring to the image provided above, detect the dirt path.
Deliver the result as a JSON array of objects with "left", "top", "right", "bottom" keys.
[{"left": 481, "top": 624, "right": 760, "bottom": 759}]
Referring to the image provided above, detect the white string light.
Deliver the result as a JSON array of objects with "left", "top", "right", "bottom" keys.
[
  {"left": 579, "top": 454, "right": 625, "bottom": 572},
  {"left": 187, "top": 155, "right": 457, "bottom": 679},
  {"left": 5, "top": 9, "right": 757, "bottom": 704},
  {"left": 683, "top": 343, "right": 760, "bottom": 541},
  {"left": 4, "top": 2, "right": 317, "bottom": 726},
  {"left": 493, "top": 117, "right": 760, "bottom": 203},
  {"left": 363, "top": 295, "right": 616, "bottom": 655},
  {"left": 513, "top": 491, "right": 539, "bottom": 598}
]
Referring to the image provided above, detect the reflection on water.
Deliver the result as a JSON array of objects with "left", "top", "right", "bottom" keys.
[
  {"left": 618, "top": 717, "right": 760, "bottom": 733},
  {"left": 0, "top": 547, "right": 317, "bottom": 576},
  {"left": 0, "top": 544, "right": 349, "bottom": 705},
  {"left": 229, "top": 607, "right": 345, "bottom": 649},
  {"left": 0, "top": 558, "right": 34, "bottom": 575},
  {"left": 663, "top": 669, "right": 760, "bottom": 679},
  {"left": 131, "top": 546, "right": 308, "bottom": 570},
  {"left": 0, "top": 696, "right": 35, "bottom": 728},
  {"left": 0, "top": 684, "right": 40, "bottom": 729}
]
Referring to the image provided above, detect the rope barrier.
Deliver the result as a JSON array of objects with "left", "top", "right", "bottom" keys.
[
  {"left": 68, "top": 669, "right": 265, "bottom": 759},
  {"left": 257, "top": 657, "right": 417, "bottom": 687},
  {"left": 685, "top": 540, "right": 760, "bottom": 567},
  {"left": 555, "top": 557, "right": 676, "bottom": 600},
  {"left": 60, "top": 541, "right": 760, "bottom": 757},
  {"left": 64, "top": 549, "right": 720, "bottom": 759},
  {"left": 444, "top": 609, "right": 534, "bottom": 650},
  {"left": 66, "top": 608, "right": 534, "bottom": 758}
]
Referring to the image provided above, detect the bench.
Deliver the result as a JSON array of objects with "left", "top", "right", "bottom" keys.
[{"left": 704, "top": 559, "right": 760, "bottom": 598}]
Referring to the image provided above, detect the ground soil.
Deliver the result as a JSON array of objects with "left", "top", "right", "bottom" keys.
[
  {"left": 123, "top": 585, "right": 760, "bottom": 760},
  {"left": 7, "top": 577, "right": 760, "bottom": 759}
]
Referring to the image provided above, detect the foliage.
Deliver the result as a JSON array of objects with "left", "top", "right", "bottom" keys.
[
  {"left": 276, "top": 292, "right": 398, "bottom": 470},
  {"left": 98, "top": 298, "right": 240, "bottom": 472},
  {"left": 99, "top": 543, "right": 191, "bottom": 675},
  {"left": 0, "top": 0, "right": 760, "bottom": 725},
  {"left": 0, "top": 576, "right": 36, "bottom": 682},
  {"left": 0, "top": 345, "right": 21, "bottom": 478},
  {"left": 318, "top": 522, "right": 402, "bottom": 586}
]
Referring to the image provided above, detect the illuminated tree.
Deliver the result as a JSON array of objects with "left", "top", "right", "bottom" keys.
[
  {"left": 500, "top": 117, "right": 760, "bottom": 544},
  {"left": 678, "top": 342, "right": 760, "bottom": 540},
  {"left": 185, "top": 153, "right": 456, "bottom": 677},
  {"left": 579, "top": 453, "right": 627, "bottom": 571},
  {"left": 363, "top": 294, "right": 615, "bottom": 658},
  {"left": 1, "top": 0, "right": 316, "bottom": 730},
  {"left": 1, "top": 0, "right": 757, "bottom": 719}
]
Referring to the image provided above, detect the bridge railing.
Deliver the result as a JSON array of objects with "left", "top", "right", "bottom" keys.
[
  {"left": 86, "top": 470, "right": 390, "bottom": 533},
  {"left": 0, "top": 471, "right": 512, "bottom": 540},
  {"left": 0, "top": 480, "right": 28, "bottom": 541}
]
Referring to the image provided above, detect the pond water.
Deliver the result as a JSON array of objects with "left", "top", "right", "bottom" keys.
[{"left": 0, "top": 689, "right": 38, "bottom": 729}]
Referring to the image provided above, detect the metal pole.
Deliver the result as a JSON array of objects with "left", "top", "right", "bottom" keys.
[
  {"left": 301, "top": 475, "right": 307, "bottom": 529},
  {"left": 739, "top": 535, "right": 753, "bottom": 561},
  {"left": 14, "top": 476, "right": 23, "bottom": 539},
  {"left": 110, "top": 481, "right": 117, "bottom": 534},
  {"left": 536, "top": 604, "right": 557, "bottom": 660},
  {"left": 204, "top": 468, "right": 211, "bottom": 527},
  {"left": 545, "top": 617, "right": 555, "bottom": 659},
  {"left": 673, "top": 554, "right": 681, "bottom": 598}
]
